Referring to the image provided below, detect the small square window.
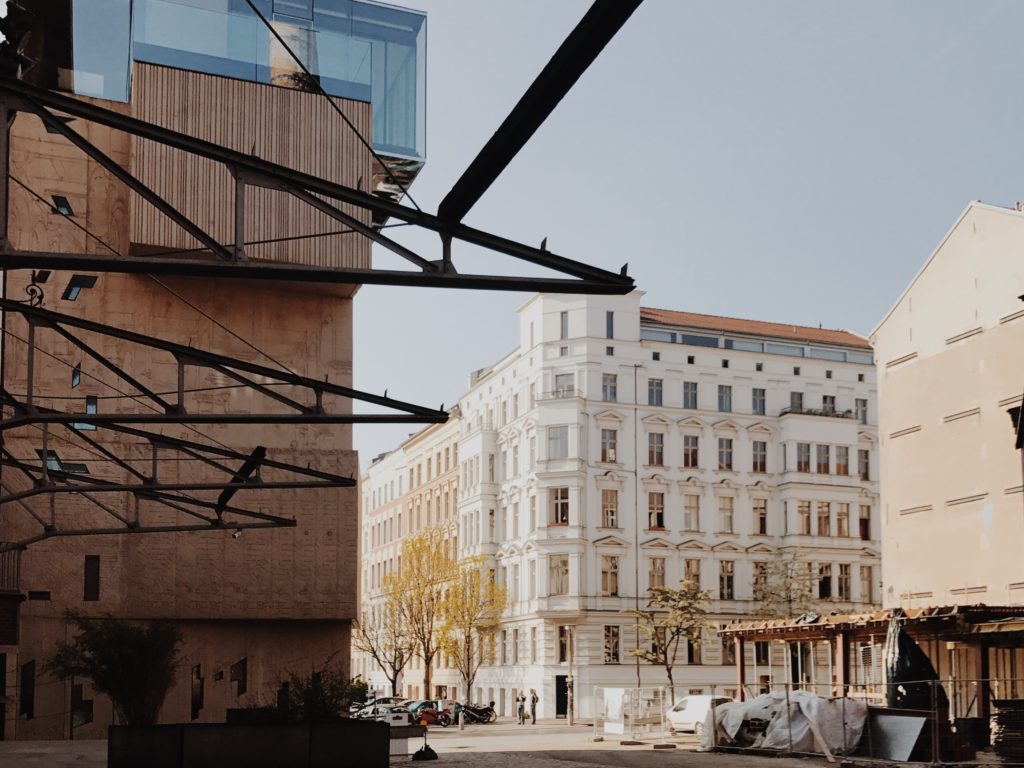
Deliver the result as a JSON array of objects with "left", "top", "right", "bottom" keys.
[
  {"left": 606, "top": 346, "right": 614, "bottom": 356},
  {"left": 755, "top": 362, "right": 763, "bottom": 372},
  {"left": 793, "top": 366, "right": 801, "bottom": 376},
  {"left": 721, "top": 359, "right": 729, "bottom": 368},
  {"left": 652, "top": 351, "right": 660, "bottom": 361},
  {"left": 62, "top": 274, "right": 97, "bottom": 301},
  {"left": 51, "top": 194, "right": 74, "bottom": 217},
  {"left": 559, "top": 346, "right": 568, "bottom": 357},
  {"left": 858, "top": 373, "right": 865, "bottom": 382},
  {"left": 826, "top": 370, "right": 833, "bottom": 379},
  {"left": 683, "top": 356, "right": 692, "bottom": 365},
  {"left": 71, "top": 363, "right": 81, "bottom": 388}
]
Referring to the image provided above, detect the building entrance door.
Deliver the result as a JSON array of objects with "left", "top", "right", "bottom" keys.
[{"left": 555, "top": 675, "right": 567, "bottom": 718}]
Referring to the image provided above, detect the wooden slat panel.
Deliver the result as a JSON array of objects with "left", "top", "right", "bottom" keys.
[{"left": 129, "top": 64, "right": 373, "bottom": 270}]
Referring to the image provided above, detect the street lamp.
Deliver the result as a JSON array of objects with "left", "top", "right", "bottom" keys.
[{"left": 565, "top": 624, "right": 575, "bottom": 726}]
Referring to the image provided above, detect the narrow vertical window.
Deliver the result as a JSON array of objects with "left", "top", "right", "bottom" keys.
[
  {"left": 752, "top": 441, "right": 767, "bottom": 472},
  {"left": 718, "top": 385, "right": 732, "bottom": 412},
  {"left": 719, "top": 560, "right": 734, "bottom": 599},
  {"left": 717, "top": 438, "right": 733, "bottom": 470},
  {"left": 560, "top": 311, "right": 569, "bottom": 340},
  {"left": 683, "top": 435, "right": 699, "bottom": 468},
  {"left": 647, "top": 492, "right": 665, "bottom": 529},
  {"left": 601, "top": 489, "right": 618, "bottom": 528},
  {"left": 647, "top": 379, "right": 663, "bottom": 406},
  {"left": 83, "top": 555, "right": 100, "bottom": 601},
  {"left": 606, "top": 311, "right": 614, "bottom": 339},
  {"left": 683, "top": 381, "right": 698, "bottom": 409},
  {"left": 752, "top": 388, "right": 765, "bottom": 415},
  {"left": 603, "top": 626, "right": 620, "bottom": 663}
]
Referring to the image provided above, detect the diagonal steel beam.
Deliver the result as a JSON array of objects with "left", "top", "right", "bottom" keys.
[
  {"left": 28, "top": 98, "right": 235, "bottom": 261},
  {"left": 215, "top": 446, "right": 265, "bottom": 515},
  {"left": 0, "top": 79, "right": 634, "bottom": 289},
  {"left": 438, "top": 0, "right": 644, "bottom": 224}
]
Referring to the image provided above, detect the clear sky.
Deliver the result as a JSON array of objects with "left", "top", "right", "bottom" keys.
[{"left": 353, "top": 0, "right": 1024, "bottom": 467}]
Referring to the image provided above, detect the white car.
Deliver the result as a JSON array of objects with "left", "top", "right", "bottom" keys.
[{"left": 666, "top": 695, "right": 732, "bottom": 736}]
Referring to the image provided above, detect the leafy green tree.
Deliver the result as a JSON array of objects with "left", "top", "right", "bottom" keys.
[
  {"left": 627, "top": 579, "right": 710, "bottom": 705},
  {"left": 46, "top": 611, "right": 182, "bottom": 727}
]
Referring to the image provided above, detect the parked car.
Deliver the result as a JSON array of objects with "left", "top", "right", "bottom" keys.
[
  {"left": 375, "top": 704, "right": 414, "bottom": 725},
  {"left": 665, "top": 695, "right": 732, "bottom": 736},
  {"left": 351, "top": 696, "right": 406, "bottom": 716}
]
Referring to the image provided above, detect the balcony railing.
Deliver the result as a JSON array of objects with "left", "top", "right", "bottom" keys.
[
  {"left": 780, "top": 406, "right": 855, "bottom": 420},
  {"left": 538, "top": 389, "right": 582, "bottom": 401}
]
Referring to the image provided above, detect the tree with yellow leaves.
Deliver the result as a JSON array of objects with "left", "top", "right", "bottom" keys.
[
  {"left": 441, "top": 559, "right": 506, "bottom": 697},
  {"left": 386, "top": 525, "right": 457, "bottom": 698}
]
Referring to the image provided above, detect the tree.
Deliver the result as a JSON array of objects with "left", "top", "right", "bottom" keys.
[
  {"left": 46, "top": 611, "right": 182, "bottom": 727},
  {"left": 628, "top": 579, "right": 710, "bottom": 705},
  {"left": 751, "top": 554, "right": 819, "bottom": 619},
  {"left": 283, "top": 661, "right": 360, "bottom": 721},
  {"left": 353, "top": 590, "right": 414, "bottom": 696},
  {"left": 388, "top": 525, "right": 457, "bottom": 697},
  {"left": 440, "top": 559, "right": 506, "bottom": 697}
]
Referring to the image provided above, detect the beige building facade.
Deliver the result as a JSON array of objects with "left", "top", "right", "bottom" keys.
[{"left": 871, "top": 201, "right": 1024, "bottom": 609}]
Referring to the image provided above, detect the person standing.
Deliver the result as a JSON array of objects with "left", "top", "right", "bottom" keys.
[
  {"left": 516, "top": 692, "right": 526, "bottom": 725},
  {"left": 529, "top": 689, "right": 538, "bottom": 724}
]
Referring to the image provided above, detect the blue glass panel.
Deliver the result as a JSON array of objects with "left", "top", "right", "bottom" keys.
[
  {"left": 678, "top": 333, "right": 719, "bottom": 348},
  {"left": 765, "top": 342, "right": 806, "bottom": 358},
  {"left": 71, "top": 0, "right": 133, "bottom": 102},
  {"left": 808, "top": 347, "right": 847, "bottom": 362},
  {"left": 724, "top": 338, "right": 763, "bottom": 352}
]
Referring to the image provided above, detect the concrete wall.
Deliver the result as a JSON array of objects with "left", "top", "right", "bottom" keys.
[
  {"left": 2, "top": 68, "right": 368, "bottom": 737},
  {"left": 871, "top": 202, "right": 1024, "bottom": 609}
]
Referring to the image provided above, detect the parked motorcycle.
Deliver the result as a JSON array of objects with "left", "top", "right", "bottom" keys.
[
  {"left": 457, "top": 701, "right": 497, "bottom": 724},
  {"left": 416, "top": 706, "right": 451, "bottom": 727}
]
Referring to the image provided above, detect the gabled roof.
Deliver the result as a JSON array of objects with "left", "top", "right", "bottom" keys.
[{"left": 640, "top": 307, "right": 871, "bottom": 350}]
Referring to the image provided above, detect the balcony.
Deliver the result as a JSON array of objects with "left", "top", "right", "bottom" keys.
[
  {"left": 780, "top": 407, "right": 856, "bottom": 420},
  {"left": 537, "top": 389, "right": 582, "bottom": 402}
]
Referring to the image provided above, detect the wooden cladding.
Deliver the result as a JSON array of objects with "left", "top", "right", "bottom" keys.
[{"left": 129, "top": 64, "right": 372, "bottom": 270}]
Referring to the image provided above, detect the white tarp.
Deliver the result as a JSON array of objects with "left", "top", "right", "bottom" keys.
[{"left": 700, "top": 691, "right": 868, "bottom": 759}]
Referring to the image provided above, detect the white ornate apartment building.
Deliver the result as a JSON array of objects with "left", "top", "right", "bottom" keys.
[{"left": 358, "top": 291, "right": 880, "bottom": 717}]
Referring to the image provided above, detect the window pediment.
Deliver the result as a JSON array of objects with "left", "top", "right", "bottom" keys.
[
  {"left": 642, "top": 474, "right": 671, "bottom": 490},
  {"left": 678, "top": 476, "right": 704, "bottom": 490},
  {"left": 714, "top": 478, "right": 738, "bottom": 491},
  {"left": 746, "top": 543, "right": 777, "bottom": 555},
  {"left": 597, "top": 470, "right": 627, "bottom": 486},
  {"left": 642, "top": 413, "right": 672, "bottom": 427},
  {"left": 595, "top": 409, "right": 626, "bottom": 424},
  {"left": 642, "top": 536, "right": 674, "bottom": 549},
  {"left": 711, "top": 541, "right": 743, "bottom": 553},
  {"left": 861, "top": 547, "right": 880, "bottom": 558},
  {"left": 746, "top": 422, "right": 773, "bottom": 436},
  {"left": 713, "top": 418, "right": 741, "bottom": 432},
  {"left": 677, "top": 416, "right": 705, "bottom": 430},
  {"left": 858, "top": 431, "right": 877, "bottom": 444},
  {"left": 678, "top": 539, "right": 711, "bottom": 552},
  {"left": 594, "top": 535, "right": 630, "bottom": 548}
]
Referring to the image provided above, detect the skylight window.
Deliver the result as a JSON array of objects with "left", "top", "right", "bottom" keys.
[
  {"left": 62, "top": 274, "right": 98, "bottom": 301},
  {"left": 51, "top": 194, "right": 75, "bottom": 217}
]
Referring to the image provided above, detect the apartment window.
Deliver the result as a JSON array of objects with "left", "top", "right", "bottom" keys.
[
  {"left": 602, "top": 373, "right": 618, "bottom": 402},
  {"left": 855, "top": 398, "right": 868, "bottom": 425},
  {"left": 549, "top": 487, "right": 570, "bottom": 525},
  {"left": 513, "top": 629, "right": 520, "bottom": 664},
  {"left": 648, "top": 378, "right": 663, "bottom": 406},
  {"left": 718, "top": 385, "right": 732, "bottom": 412},
  {"left": 753, "top": 498, "right": 768, "bottom": 535},
  {"left": 718, "top": 496, "right": 734, "bottom": 533},
  {"left": 859, "top": 505, "right": 871, "bottom": 540},
  {"left": 548, "top": 426, "right": 569, "bottom": 459},
  {"left": 798, "top": 500, "right": 812, "bottom": 535},
  {"left": 816, "top": 444, "right": 830, "bottom": 474},
  {"left": 822, "top": 394, "right": 836, "bottom": 414},
  {"left": 684, "top": 558, "right": 701, "bottom": 587},
  {"left": 601, "top": 429, "right": 618, "bottom": 463},
  {"left": 755, "top": 642, "right": 770, "bottom": 665},
  {"left": 756, "top": 362, "right": 763, "bottom": 372},
  {"left": 790, "top": 392, "right": 804, "bottom": 412},
  {"left": 600, "top": 556, "right": 620, "bottom": 596},
  {"left": 718, "top": 438, "right": 733, "bottom": 470},
  {"left": 858, "top": 449, "right": 870, "bottom": 481},
  {"left": 530, "top": 627, "right": 538, "bottom": 662},
  {"left": 601, "top": 489, "right": 618, "bottom": 528},
  {"left": 649, "top": 557, "right": 666, "bottom": 589},
  {"left": 606, "top": 311, "right": 614, "bottom": 339},
  {"left": 826, "top": 369, "right": 833, "bottom": 379},
  {"left": 794, "top": 366, "right": 801, "bottom": 376},
  {"left": 722, "top": 632, "right": 736, "bottom": 665},
  {"left": 500, "top": 630, "right": 508, "bottom": 664},
  {"left": 860, "top": 565, "right": 873, "bottom": 602},
  {"left": 529, "top": 560, "right": 537, "bottom": 599},
  {"left": 549, "top": 555, "right": 569, "bottom": 595},
  {"left": 683, "top": 381, "right": 698, "bottom": 409},
  {"left": 530, "top": 496, "right": 537, "bottom": 532},
  {"left": 83, "top": 555, "right": 100, "bottom": 601},
  {"left": 230, "top": 658, "right": 248, "bottom": 697},
  {"left": 719, "top": 560, "right": 735, "bottom": 600},
  {"left": 648, "top": 492, "right": 665, "bottom": 529},
  {"left": 838, "top": 564, "right": 851, "bottom": 601},
  {"left": 74, "top": 395, "right": 98, "bottom": 431},
  {"left": 647, "top": 432, "right": 664, "bottom": 465},
  {"left": 554, "top": 373, "right": 574, "bottom": 398},
  {"left": 816, "top": 502, "right": 831, "bottom": 536},
  {"left": 754, "top": 561, "right": 768, "bottom": 591},
  {"left": 683, "top": 494, "right": 700, "bottom": 531},
  {"left": 683, "top": 435, "right": 699, "bottom": 468},
  {"left": 558, "top": 626, "right": 570, "bottom": 662},
  {"left": 797, "top": 443, "right": 811, "bottom": 472},
  {"left": 687, "top": 355, "right": 695, "bottom": 365},
  {"left": 837, "top": 503, "right": 850, "bottom": 537},
  {"left": 606, "top": 346, "right": 614, "bottom": 356},
  {"left": 604, "top": 626, "right": 620, "bottom": 663},
  {"left": 560, "top": 311, "right": 569, "bottom": 340},
  {"left": 836, "top": 446, "right": 849, "bottom": 475},
  {"left": 652, "top": 351, "right": 661, "bottom": 362},
  {"left": 818, "top": 564, "right": 832, "bottom": 599},
  {"left": 752, "top": 440, "right": 767, "bottom": 473},
  {"left": 687, "top": 639, "right": 702, "bottom": 665},
  {"left": 752, "top": 388, "right": 766, "bottom": 415}
]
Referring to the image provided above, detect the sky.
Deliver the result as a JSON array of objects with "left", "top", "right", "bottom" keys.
[{"left": 347, "top": 0, "right": 1024, "bottom": 468}]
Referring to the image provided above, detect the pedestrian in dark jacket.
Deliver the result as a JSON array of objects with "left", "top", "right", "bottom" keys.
[{"left": 529, "top": 689, "right": 538, "bottom": 724}]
